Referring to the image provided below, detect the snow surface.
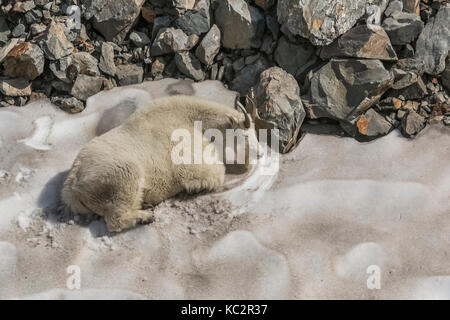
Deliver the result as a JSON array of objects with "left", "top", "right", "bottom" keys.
[{"left": 0, "top": 79, "right": 449, "bottom": 299}]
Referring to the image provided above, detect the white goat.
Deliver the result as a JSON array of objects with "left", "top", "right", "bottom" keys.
[{"left": 61, "top": 95, "right": 256, "bottom": 232}]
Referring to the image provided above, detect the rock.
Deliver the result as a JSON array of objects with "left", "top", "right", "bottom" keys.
[
  {"left": 390, "top": 75, "right": 428, "bottom": 100},
  {"left": 0, "top": 15, "right": 10, "bottom": 44},
  {"left": 141, "top": 6, "right": 156, "bottom": 23},
  {"left": 12, "top": 1, "right": 36, "bottom": 12},
  {"left": 151, "top": 57, "right": 165, "bottom": 77},
  {"left": 384, "top": 0, "right": 403, "bottom": 17},
  {"left": 382, "top": 11, "right": 424, "bottom": 46},
  {"left": 84, "top": 0, "right": 145, "bottom": 42},
  {"left": 215, "top": 0, "right": 265, "bottom": 49},
  {"left": 401, "top": 109, "right": 426, "bottom": 137},
  {"left": 253, "top": 67, "right": 306, "bottom": 152},
  {"left": 71, "top": 75, "right": 104, "bottom": 101},
  {"left": 72, "top": 52, "right": 100, "bottom": 76},
  {"left": 3, "top": 42, "right": 45, "bottom": 80},
  {"left": 195, "top": 24, "right": 221, "bottom": 66},
  {"left": 231, "top": 57, "right": 270, "bottom": 96},
  {"left": 30, "top": 23, "right": 46, "bottom": 36},
  {"left": 151, "top": 16, "right": 173, "bottom": 40},
  {"left": 320, "top": 24, "right": 397, "bottom": 61},
  {"left": 442, "top": 56, "right": 450, "bottom": 93},
  {"left": 233, "top": 57, "right": 245, "bottom": 72},
  {"left": 175, "top": 51, "right": 205, "bottom": 81},
  {"left": 51, "top": 96, "right": 85, "bottom": 113},
  {"left": 175, "top": 0, "right": 211, "bottom": 35},
  {"left": 0, "top": 39, "right": 19, "bottom": 64},
  {"left": 99, "top": 42, "right": 116, "bottom": 76},
  {"left": 40, "top": 22, "right": 74, "bottom": 60},
  {"left": 0, "top": 78, "right": 32, "bottom": 97},
  {"left": 150, "top": 27, "right": 198, "bottom": 56},
  {"left": 402, "top": 0, "right": 420, "bottom": 15},
  {"left": 415, "top": 6, "right": 450, "bottom": 75},
  {"left": 129, "top": 31, "right": 151, "bottom": 47},
  {"left": 254, "top": 0, "right": 276, "bottom": 10},
  {"left": 274, "top": 37, "right": 317, "bottom": 80},
  {"left": 173, "top": 0, "right": 196, "bottom": 11},
  {"left": 49, "top": 55, "right": 74, "bottom": 83},
  {"left": 277, "top": 0, "right": 367, "bottom": 46},
  {"left": 340, "top": 108, "right": 394, "bottom": 141},
  {"left": 305, "top": 59, "right": 394, "bottom": 122},
  {"left": 12, "top": 24, "right": 26, "bottom": 38},
  {"left": 115, "top": 64, "right": 144, "bottom": 86}
]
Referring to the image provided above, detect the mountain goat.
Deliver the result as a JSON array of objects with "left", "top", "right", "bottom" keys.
[{"left": 61, "top": 95, "right": 258, "bottom": 232}]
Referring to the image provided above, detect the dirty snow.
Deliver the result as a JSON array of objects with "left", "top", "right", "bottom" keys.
[{"left": 0, "top": 79, "right": 449, "bottom": 299}]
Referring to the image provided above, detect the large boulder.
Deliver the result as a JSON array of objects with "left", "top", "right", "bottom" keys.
[
  {"left": 305, "top": 59, "right": 394, "bottom": 123},
  {"left": 320, "top": 24, "right": 397, "bottom": 61},
  {"left": 3, "top": 42, "right": 44, "bottom": 80},
  {"left": 277, "top": 0, "right": 367, "bottom": 46},
  {"left": 175, "top": 0, "right": 211, "bottom": 36},
  {"left": 415, "top": 6, "right": 450, "bottom": 75},
  {"left": 40, "top": 22, "right": 74, "bottom": 60},
  {"left": 83, "top": 0, "right": 145, "bottom": 42},
  {"left": 252, "top": 67, "right": 306, "bottom": 152},
  {"left": 340, "top": 108, "right": 394, "bottom": 142},
  {"left": 150, "top": 27, "right": 199, "bottom": 56},
  {"left": 195, "top": 24, "right": 221, "bottom": 66},
  {"left": 274, "top": 37, "right": 317, "bottom": 81},
  {"left": 214, "top": 0, "right": 265, "bottom": 49},
  {"left": 382, "top": 11, "right": 424, "bottom": 46}
]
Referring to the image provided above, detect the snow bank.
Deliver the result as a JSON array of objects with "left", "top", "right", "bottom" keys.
[{"left": 0, "top": 79, "right": 449, "bottom": 299}]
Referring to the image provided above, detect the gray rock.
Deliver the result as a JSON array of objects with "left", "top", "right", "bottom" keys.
[
  {"left": 401, "top": 109, "right": 426, "bottom": 137},
  {"left": 195, "top": 24, "right": 221, "bottom": 66},
  {"left": 12, "top": 24, "right": 26, "bottom": 38},
  {"left": 382, "top": 11, "right": 424, "bottom": 46},
  {"left": 3, "top": 42, "right": 45, "bottom": 80},
  {"left": 253, "top": 67, "right": 306, "bottom": 152},
  {"left": 129, "top": 31, "right": 151, "bottom": 47},
  {"left": 71, "top": 74, "right": 104, "bottom": 101},
  {"left": 99, "top": 42, "right": 116, "bottom": 76},
  {"left": 175, "top": 0, "right": 211, "bottom": 35},
  {"left": 0, "top": 15, "right": 10, "bottom": 44},
  {"left": 30, "top": 23, "right": 47, "bottom": 36},
  {"left": 260, "top": 34, "right": 276, "bottom": 55},
  {"left": 173, "top": 0, "right": 196, "bottom": 10},
  {"left": 0, "top": 39, "right": 19, "bottom": 64},
  {"left": 151, "top": 16, "right": 173, "bottom": 40},
  {"left": 150, "top": 27, "right": 199, "bottom": 56},
  {"left": 25, "top": 9, "right": 43, "bottom": 24},
  {"left": 384, "top": 0, "right": 403, "bottom": 17},
  {"left": 442, "top": 56, "right": 450, "bottom": 93},
  {"left": 233, "top": 57, "right": 246, "bottom": 72},
  {"left": 320, "top": 24, "right": 397, "bottom": 61},
  {"left": 415, "top": 6, "right": 450, "bottom": 75},
  {"left": 84, "top": 0, "right": 145, "bottom": 42},
  {"left": 115, "top": 64, "right": 144, "bottom": 86},
  {"left": 305, "top": 59, "right": 394, "bottom": 122},
  {"left": 49, "top": 55, "right": 74, "bottom": 83},
  {"left": 215, "top": 0, "right": 265, "bottom": 49},
  {"left": 340, "top": 108, "right": 394, "bottom": 141},
  {"left": 277, "top": 0, "right": 367, "bottom": 46},
  {"left": 175, "top": 51, "right": 205, "bottom": 81},
  {"left": 72, "top": 52, "right": 100, "bottom": 76},
  {"left": 0, "top": 78, "right": 32, "bottom": 97},
  {"left": 274, "top": 37, "right": 317, "bottom": 80},
  {"left": 231, "top": 57, "right": 270, "bottom": 96},
  {"left": 51, "top": 96, "right": 85, "bottom": 113},
  {"left": 40, "top": 22, "right": 74, "bottom": 60}
]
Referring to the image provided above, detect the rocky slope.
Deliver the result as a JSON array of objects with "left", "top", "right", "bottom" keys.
[{"left": 0, "top": 0, "right": 449, "bottom": 147}]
